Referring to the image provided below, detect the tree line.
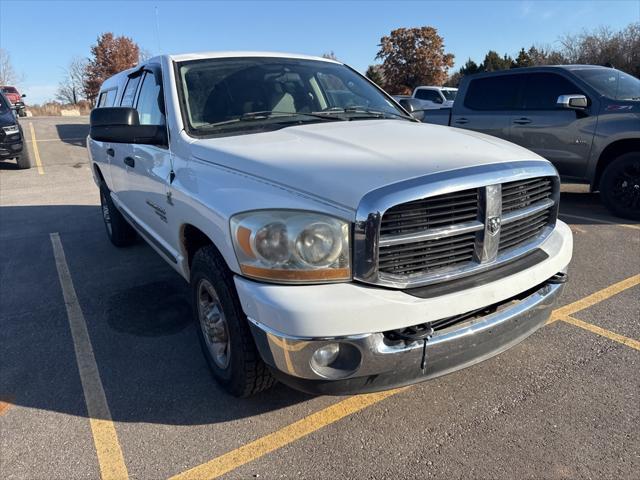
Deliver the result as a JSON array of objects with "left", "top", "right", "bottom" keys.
[{"left": 367, "top": 22, "right": 639, "bottom": 94}]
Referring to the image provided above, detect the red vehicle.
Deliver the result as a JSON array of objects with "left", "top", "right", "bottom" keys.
[{"left": 0, "top": 86, "right": 26, "bottom": 117}]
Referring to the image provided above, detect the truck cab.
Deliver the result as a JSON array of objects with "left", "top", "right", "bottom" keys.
[
  {"left": 412, "top": 86, "right": 457, "bottom": 109},
  {"left": 420, "top": 66, "right": 640, "bottom": 219}
]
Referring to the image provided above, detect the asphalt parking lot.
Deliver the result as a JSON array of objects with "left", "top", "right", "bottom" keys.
[{"left": 1, "top": 116, "right": 638, "bottom": 480}]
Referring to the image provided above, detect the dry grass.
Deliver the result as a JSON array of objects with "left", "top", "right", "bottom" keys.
[{"left": 27, "top": 101, "right": 91, "bottom": 116}]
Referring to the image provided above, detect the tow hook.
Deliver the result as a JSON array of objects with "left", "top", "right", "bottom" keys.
[{"left": 548, "top": 272, "right": 568, "bottom": 284}]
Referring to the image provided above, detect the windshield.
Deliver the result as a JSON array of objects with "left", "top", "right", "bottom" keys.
[
  {"left": 442, "top": 89, "right": 457, "bottom": 101},
  {"left": 1, "top": 87, "right": 18, "bottom": 94},
  {"left": 177, "top": 57, "right": 410, "bottom": 135},
  {"left": 573, "top": 68, "right": 640, "bottom": 101}
]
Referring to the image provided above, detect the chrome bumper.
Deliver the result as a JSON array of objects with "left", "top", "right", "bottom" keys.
[{"left": 248, "top": 277, "right": 565, "bottom": 395}]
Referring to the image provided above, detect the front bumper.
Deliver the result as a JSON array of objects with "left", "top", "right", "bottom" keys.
[
  {"left": 249, "top": 277, "right": 565, "bottom": 395},
  {"left": 0, "top": 139, "right": 23, "bottom": 158}
]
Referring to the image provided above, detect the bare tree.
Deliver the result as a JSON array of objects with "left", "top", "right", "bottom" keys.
[
  {"left": 0, "top": 48, "right": 24, "bottom": 85},
  {"left": 56, "top": 57, "right": 87, "bottom": 104},
  {"left": 321, "top": 51, "right": 338, "bottom": 61},
  {"left": 138, "top": 47, "right": 153, "bottom": 62},
  {"left": 559, "top": 23, "right": 639, "bottom": 77}
]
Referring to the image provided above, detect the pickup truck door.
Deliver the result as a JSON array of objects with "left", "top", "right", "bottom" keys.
[
  {"left": 507, "top": 72, "right": 597, "bottom": 180},
  {"left": 451, "top": 74, "right": 522, "bottom": 141},
  {"left": 109, "top": 66, "right": 178, "bottom": 262},
  {"left": 109, "top": 73, "right": 141, "bottom": 208},
  {"left": 128, "top": 68, "right": 178, "bottom": 256}
]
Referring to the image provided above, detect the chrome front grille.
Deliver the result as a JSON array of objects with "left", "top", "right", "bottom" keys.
[
  {"left": 378, "top": 231, "right": 476, "bottom": 275},
  {"left": 380, "top": 190, "right": 479, "bottom": 236},
  {"left": 502, "top": 177, "right": 553, "bottom": 213},
  {"left": 353, "top": 162, "right": 560, "bottom": 289}
]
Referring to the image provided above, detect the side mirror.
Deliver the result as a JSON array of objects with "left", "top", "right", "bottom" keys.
[
  {"left": 434, "top": 97, "right": 444, "bottom": 104},
  {"left": 557, "top": 94, "right": 588, "bottom": 109},
  {"left": 90, "top": 107, "right": 166, "bottom": 146},
  {"left": 399, "top": 97, "right": 423, "bottom": 113},
  {"left": 21, "top": 94, "right": 26, "bottom": 98}
]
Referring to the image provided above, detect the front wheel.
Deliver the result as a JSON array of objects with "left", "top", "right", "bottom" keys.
[
  {"left": 191, "top": 246, "right": 274, "bottom": 397},
  {"left": 600, "top": 152, "right": 640, "bottom": 220},
  {"left": 15, "top": 146, "right": 32, "bottom": 169}
]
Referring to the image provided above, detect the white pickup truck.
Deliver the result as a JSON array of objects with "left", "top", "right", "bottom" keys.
[{"left": 88, "top": 52, "right": 572, "bottom": 397}]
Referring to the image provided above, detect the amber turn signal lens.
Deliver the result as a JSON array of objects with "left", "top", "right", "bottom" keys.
[{"left": 240, "top": 264, "right": 350, "bottom": 282}]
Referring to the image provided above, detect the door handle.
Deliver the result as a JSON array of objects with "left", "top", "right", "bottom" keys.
[
  {"left": 513, "top": 117, "right": 532, "bottom": 125},
  {"left": 106, "top": 148, "right": 115, "bottom": 157},
  {"left": 454, "top": 118, "right": 469, "bottom": 125},
  {"left": 124, "top": 156, "right": 135, "bottom": 168}
]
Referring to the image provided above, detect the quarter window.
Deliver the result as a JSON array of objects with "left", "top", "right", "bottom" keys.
[
  {"left": 464, "top": 75, "right": 521, "bottom": 110},
  {"left": 520, "top": 73, "right": 585, "bottom": 110}
]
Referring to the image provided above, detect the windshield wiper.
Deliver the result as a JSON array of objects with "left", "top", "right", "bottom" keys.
[
  {"left": 315, "top": 106, "right": 414, "bottom": 121},
  {"left": 201, "top": 111, "right": 345, "bottom": 129}
]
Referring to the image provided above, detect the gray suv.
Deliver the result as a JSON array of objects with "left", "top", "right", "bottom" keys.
[{"left": 418, "top": 66, "right": 640, "bottom": 219}]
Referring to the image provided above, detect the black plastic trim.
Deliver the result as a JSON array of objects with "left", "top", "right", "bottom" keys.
[{"left": 403, "top": 249, "right": 549, "bottom": 299}]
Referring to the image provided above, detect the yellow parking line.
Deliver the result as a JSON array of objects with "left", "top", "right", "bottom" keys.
[
  {"left": 169, "top": 387, "right": 407, "bottom": 480},
  {"left": 550, "top": 273, "right": 640, "bottom": 320},
  {"left": 560, "top": 213, "right": 640, "bottom": 231},
  {"left": 172, "top": 273, "right": 640, "bottom": 480},
  {"left": 557, "top": 314, "right": 640, "bottom": 351},
  {"left": 28, "top": 123, "right": 45, "bottom": 175},
  {"left": 50, "top": 233, "right": 129, "bottom": 480}
]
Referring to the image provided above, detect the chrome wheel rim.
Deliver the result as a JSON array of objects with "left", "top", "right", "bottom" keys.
[
  {"left": 197, "top": 279, "right": 230, "bottom": 369},
  {"left": 100, "top": 192, "right": 113, "bottom": 236}
]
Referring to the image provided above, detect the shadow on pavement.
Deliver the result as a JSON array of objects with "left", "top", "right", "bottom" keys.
[
  {"left": 559, "top": 191, "right": 640, "bottom": 225},
  {"left": 55, "top": 123, "right": 89, "bottom": 147},
  {"left": 0, "top": 204, "right": 311, "bottom": 427}
]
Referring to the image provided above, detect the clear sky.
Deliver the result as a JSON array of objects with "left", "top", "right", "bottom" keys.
[{"left": 1, "top": 0, "right": 638, "bottom": 103}]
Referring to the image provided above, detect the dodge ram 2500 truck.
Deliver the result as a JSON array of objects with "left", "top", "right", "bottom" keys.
[
  {"left": 402, "top": 66, "right": 640, "bottom": 220},
  {"left": 88, "top": 52, "right": 572, "bottom": 397}
]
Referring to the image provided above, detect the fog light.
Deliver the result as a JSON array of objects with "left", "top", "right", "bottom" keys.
[
  {"left": 309, "top": 342, "right": 362, "bottom": 379},
  {"left": 312, "top": 343, "right": 340, "bottom": 367}
]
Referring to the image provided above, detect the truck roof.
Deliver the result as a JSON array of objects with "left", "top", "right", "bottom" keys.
[
  {"left": 468, "top": 64, "right": 617, "bottom": 79},
  {"left": 166, "top": 51, "right": 341, "bottom": 64}
]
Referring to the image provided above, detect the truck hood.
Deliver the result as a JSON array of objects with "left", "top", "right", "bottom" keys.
[{"left": 190, "top": 120, "right": 545, "bottom": 210}]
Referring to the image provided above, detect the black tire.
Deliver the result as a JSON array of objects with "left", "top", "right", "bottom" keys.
[
  {"left": 99, "top": 182, "right": 137, "bottom": 247},
  {"left": 599, "top": 152, "right": 640, "bottom": 220},
  {"left": 15, "top": 145, "right": 32, "bottom": 169},
  {"left": 18, "top": 109, "right": 26, "bottom": 117},
  {"left": 191, "top": 245, "right": 275, "bottom": 397}
]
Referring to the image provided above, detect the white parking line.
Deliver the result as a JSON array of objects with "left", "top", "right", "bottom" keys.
[
  {"left": 560, "top": 213, "right": 640, "bottom": 230},
  {"left": 50, "top": 233, "right": 129, "bottom": 480}
]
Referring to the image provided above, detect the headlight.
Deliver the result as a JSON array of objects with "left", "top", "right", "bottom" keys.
[
  {"left": 2, "top": 125, "right": 19, "bottom": 135},
  {"left": 230, "top": 210, "right": 350, "bottom": 283}
]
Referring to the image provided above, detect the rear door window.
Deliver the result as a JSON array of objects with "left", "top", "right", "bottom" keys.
[
  {"left": 120, "top": 76, "right": 141, "bottom": 107},
  {"left": 415, "top": 89, "right": 441, "bottom": 102},
  {"left": 464, "top": 75, "right": 522, "bottom": 110},
  {"left": 520, "top": 73, "right": 586, "bottom": 110}
]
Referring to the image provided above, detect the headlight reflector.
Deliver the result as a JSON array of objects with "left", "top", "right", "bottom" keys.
[{"left": 231, "top": 211, "right": 350, "bottom": 283}]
